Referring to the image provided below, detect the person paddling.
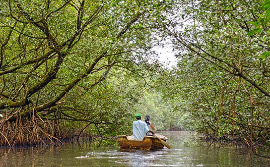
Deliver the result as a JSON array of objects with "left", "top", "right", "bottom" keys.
[{"left": 145, "top": 115, "right": 155, "bottom": 131}]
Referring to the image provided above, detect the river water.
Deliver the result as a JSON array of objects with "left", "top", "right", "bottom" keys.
[{"left": 0, "top": 131, "right": 269, "bottom": 167}]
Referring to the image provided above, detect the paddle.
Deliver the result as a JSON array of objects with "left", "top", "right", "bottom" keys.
[
  {"left": 148, "top": 131, "right": 172, "bottom": 149},
  {"left": 155, "top": 135, "right": 172, "bottom": 149}
]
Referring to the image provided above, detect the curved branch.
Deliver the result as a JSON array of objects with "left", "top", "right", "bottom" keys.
[
  {"left": 0, "top": 22, "right": 17, "bottom": 69},
  {"left": 0, "top": 52, "right": 65, "bottom": 110},
  {"left": 5, "top": 8, "right": 145, "bottom": 121},
  {"left": 0, "top": 25, "right": 46, "bottom": 39},
  {"left": 0, "top": 50, "right": 55, "bottom": 76},
  {"left": 45, "top": 0, "right": 72, "bottom": 20},
  {"left": 167, "top": 29, "right": 270, "bottom": 97}
]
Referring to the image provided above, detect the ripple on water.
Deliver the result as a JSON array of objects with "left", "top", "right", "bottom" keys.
[{"left": 74, "top": 131, "right": 269, "bottom": 167}]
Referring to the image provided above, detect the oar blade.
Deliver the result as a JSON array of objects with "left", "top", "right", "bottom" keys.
[{"left": 155, "top": 135, "right": 172, "bottom": 149}]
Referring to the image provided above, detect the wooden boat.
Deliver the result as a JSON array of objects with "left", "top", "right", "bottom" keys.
[{"left": 118, "top": 134, "right": 168, "bottom": 150}]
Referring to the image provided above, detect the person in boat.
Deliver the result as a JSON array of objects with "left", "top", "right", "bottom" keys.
[
  {"left": 145, "top": 115, "right": 155, "bottom": 131},
  {"left": 133, "top": 113, "right": 153, "bottom": 140}
]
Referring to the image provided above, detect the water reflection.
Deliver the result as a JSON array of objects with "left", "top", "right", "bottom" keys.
[{"left": 0, "top": 131, "right": 269, "bottom": 167}]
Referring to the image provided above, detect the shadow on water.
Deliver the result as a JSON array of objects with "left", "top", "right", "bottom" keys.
[{"left": 0, "top": 131, "right": 270, "bottom": 167}]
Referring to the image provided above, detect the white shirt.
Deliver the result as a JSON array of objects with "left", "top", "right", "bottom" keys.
[{"left": 133, "top": 120, "right": 149, "bottom": 140}]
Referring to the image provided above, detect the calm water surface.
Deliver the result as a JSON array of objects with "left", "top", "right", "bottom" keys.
[{"left": 0, "top": 131, "right": 269, "bottom": 167}]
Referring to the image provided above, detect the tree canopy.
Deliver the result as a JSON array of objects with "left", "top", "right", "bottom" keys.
[{"left": 0, "top": 0, "right": 270, "bottom": 156}]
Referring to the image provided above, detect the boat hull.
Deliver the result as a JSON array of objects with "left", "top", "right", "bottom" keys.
[{"left": 118, "top": 135, "right": 167, "bottom": 150}]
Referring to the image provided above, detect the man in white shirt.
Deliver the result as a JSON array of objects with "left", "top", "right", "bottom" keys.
[{"left": 133, "top": 113, "right": 150, "bottom": 140}]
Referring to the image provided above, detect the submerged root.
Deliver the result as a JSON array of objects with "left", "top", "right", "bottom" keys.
[
  {"left": 201, "top": 133, "right": 270, "bottom": 158},
  {"left": 0, "top": 113, "right": 69, "bottom": 147}
]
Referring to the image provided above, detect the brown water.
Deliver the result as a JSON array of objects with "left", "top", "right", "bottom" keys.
[{"left": 0, "top": 131, "right": 269, "bottom": 167}]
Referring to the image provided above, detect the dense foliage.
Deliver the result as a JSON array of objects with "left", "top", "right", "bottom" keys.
[
  {"left": 0, "top": 0, "right": 269, "bottom": 157},
  {"left": 0, "top": 0, "right": 171, "bottom": 146},
  {"left": 153, "top": 0, "right": 270, "bottom": 155}
]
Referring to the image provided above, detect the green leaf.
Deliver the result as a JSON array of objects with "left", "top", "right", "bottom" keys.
[
  {"left": 247, "top": 28, "right": 261, "bottom": 36},
  {"left": 247, "top": 30, "right": 256, "bottom": 36},
  {"left": 260, "top": 51, "right": 270, "bottom": 59},
  {"left": 262, "top": 0, "right": 270, "bottom": 10}
]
